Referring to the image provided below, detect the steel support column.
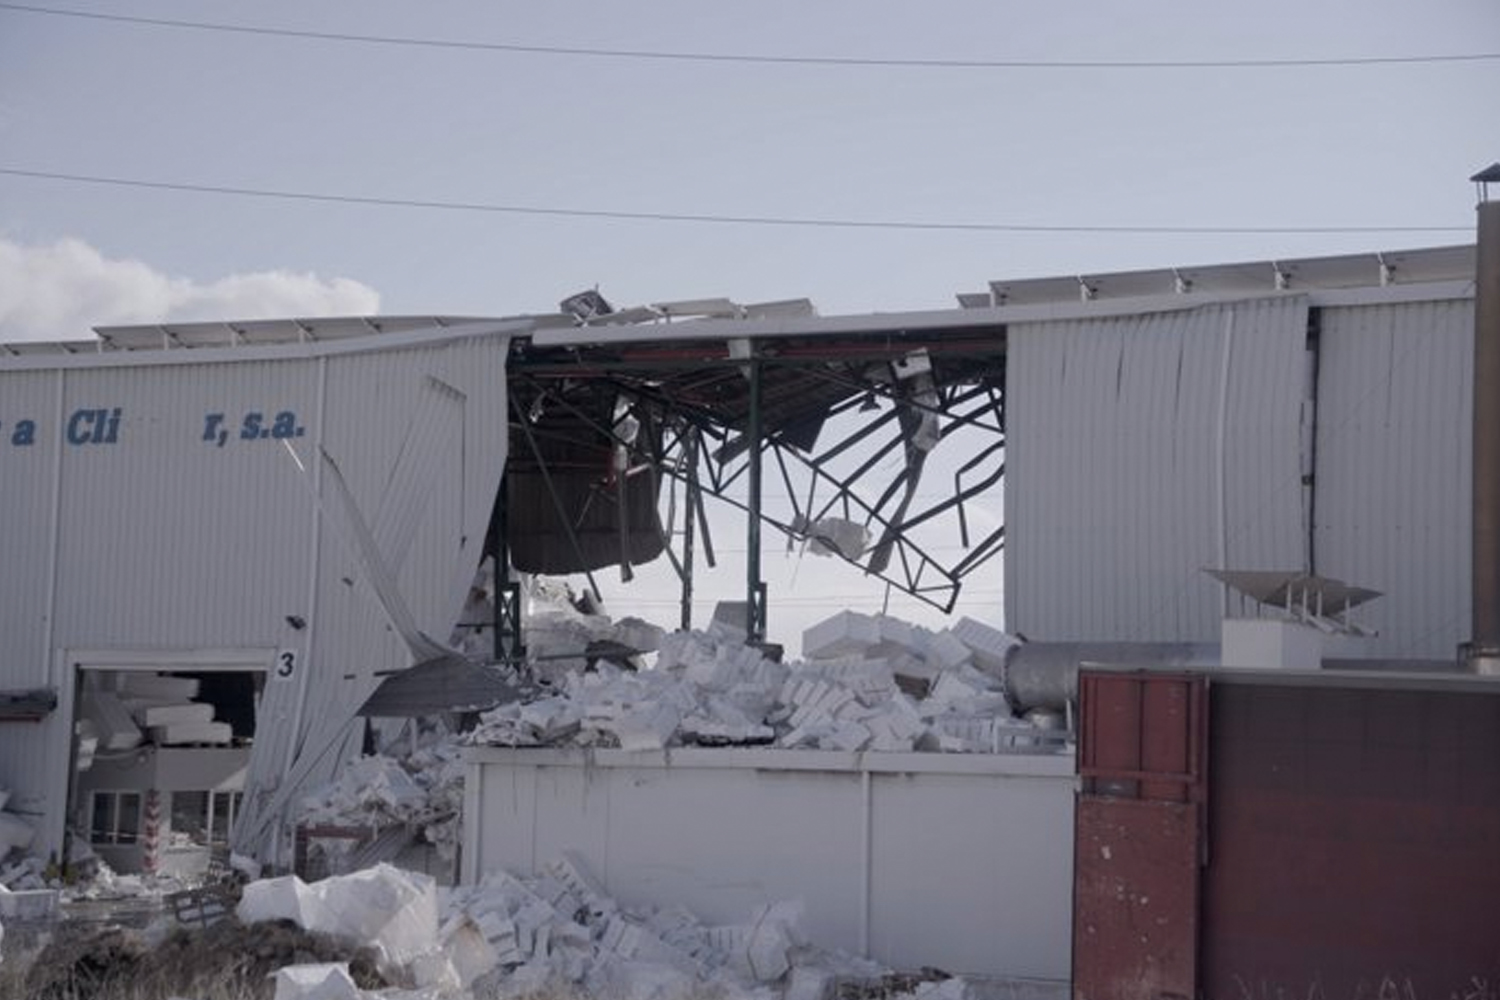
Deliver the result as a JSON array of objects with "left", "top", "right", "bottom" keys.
[
  {"left": 487, "top": 486, "right": 524, "bottom": 664},
  {"left": 681, "top": 429, "right": 699, "bottom": 632},
  {"left": 746, "top": 357, "right": 766, "bottom": 641},
  {"left": 1471, "top": 195, "right": 1500, "bottom": 673}
]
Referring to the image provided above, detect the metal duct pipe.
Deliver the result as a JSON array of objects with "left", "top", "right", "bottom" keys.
[
  {"left": 1004, "top": 641, "right": 1221, "bottom": 711},
  {"left": 1470, "top": 186, "right": 1500, "bottom": 675}
]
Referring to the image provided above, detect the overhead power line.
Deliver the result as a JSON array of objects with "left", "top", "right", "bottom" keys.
[
  {"left": 0, "top": 168, "right": 1472, "bottom": 236},
  {"left": 2, "top": 2, "right": 1496, "bottom": 70}
]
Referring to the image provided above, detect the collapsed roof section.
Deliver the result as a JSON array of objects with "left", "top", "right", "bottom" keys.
[{"left": 504, "top": 301, "right": 1009, "bottom": 632}]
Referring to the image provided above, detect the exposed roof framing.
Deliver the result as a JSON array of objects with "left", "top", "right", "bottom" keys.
[{"left": 507, "top": 324, "right": 1007, "bottom": 613}]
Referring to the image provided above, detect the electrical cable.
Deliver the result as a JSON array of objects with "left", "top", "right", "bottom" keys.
[
  {"left": 1, "top": 2, "right": 1494, "bottom": 70},
  {"left": 0, "top": 167, "right": 1471, "bottom": 235}
]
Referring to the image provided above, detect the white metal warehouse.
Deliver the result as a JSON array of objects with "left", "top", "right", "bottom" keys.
[
  {"left": 0, "top": 243, "right": 1479, "bottom": 880},
  {"left": 0, "top": 317, "right": 524, "bottom": 871}
]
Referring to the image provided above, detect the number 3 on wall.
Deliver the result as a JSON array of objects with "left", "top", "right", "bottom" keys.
[{"left": 276, "top": 649, "right": 298, "bottom": 680}]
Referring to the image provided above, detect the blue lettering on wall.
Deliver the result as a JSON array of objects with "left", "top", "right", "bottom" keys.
[
  {"left": 214, "top": 409, "right": 305, "bottom": 446},
  {"left": 0, "top": 405, "right": 304, "bottom": 448},
  {"left": 65, "top": 407, "right": 122, "bottom": 445}
]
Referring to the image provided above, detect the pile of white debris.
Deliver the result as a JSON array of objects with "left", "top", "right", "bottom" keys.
[
  {"left": 297, "top": 732, "right": 467, "bottom": 871},
  {"left": 238, "top": 857, "right": 966, "bottom": 1000},
  {"left": 0, "top": 788, "right": 49, "bottom": 892},
  {"left": 468, "top": 609, "right": 1045, "bottom": 755},
  {"left": 289, "top": 605, "right": 1046, "bottom": 892}
]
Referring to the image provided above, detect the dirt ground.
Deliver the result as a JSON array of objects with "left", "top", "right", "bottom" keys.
[{"left": 2, "top": 913, "right": 388, "bottom": 1000}]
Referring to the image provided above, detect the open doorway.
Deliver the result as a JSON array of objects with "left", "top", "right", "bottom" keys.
[{"left": 67, "top": 650, "right": 271, "bottom": 878}]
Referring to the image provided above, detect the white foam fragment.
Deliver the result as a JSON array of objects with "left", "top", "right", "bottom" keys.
[
  {"left": 150, "top": 721, "right": 232, "bottom": 745},
  {"left": 613, "top": 617, "right": 666, "bottom": 654},
  {"left": 801, "top": 515, "right": 871, "bottom": 560},
  {"left": 921, "top": 668, "right": 995, "bottom": 716},
  {"left": 0, "top": 812, "right": 35, "bottom": 852},
  {"left": 722, "top": 900, "right": 802, "bottom": 983},
  {"left": 117, "top": 673, "right": 200, "bottom": 700},
  {"left": 240, "top": 864, "right": 439, "bottom": 973},
  {"left": 463, "top": 608, "right": 1031, "bottom": 757},
  {"left": 874, "top": 615, "right": 926, "bottom": 659},
  {"left": 924, "top": 630, "right": 974, "bottom": 672},
  {"left": 271, "top": 963, "right": 365, "bottom": 1000},
  {"left": 81, "top": 690, "right": 142, "bottom": 750},
  {"left": 802, "top": 610, "right": 881, "bottom": 659},
  {"left": 133, "top": 702, "right": 214, "bottom": 727},
  {"left": 238, "top": 874, "right": 334, "bottom": 930},
  {"left": 950, "top": 617, "right": 1019, "bottom": 678},
  {"left": 440, "top": 915, "right": 501, "bottom": 988}
]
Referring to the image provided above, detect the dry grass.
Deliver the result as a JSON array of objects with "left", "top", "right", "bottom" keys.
[{"left": 2, "top": 917, "right": 388, "bottom": 1000}]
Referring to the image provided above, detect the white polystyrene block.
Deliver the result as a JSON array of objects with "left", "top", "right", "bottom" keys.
[
  {"left": 271, "top": 963, "right": 364, "bottom": 1000},
  {"left": 118, "top": 673, "right": 201, "bottom": 701},
  {"left": 801, "top": 610, "right": 880, "bottom": 659},
  {"left": 81, "top": 691, "right": 142, "bottom": 750},
  {"left": 874, "top": 615, "right": 924, "bottom": 658},
  {"left": 889, "top": 652, "right": 939, "bottom": 682},
  {"left": 587, "top": 959, "right": 698, "bottom": 1000},
  {"left": 314, "top": 864, "right": 440, "bottom": 969},
  {"left": 924, "top": 631, "right": 974, "bottom": 672},
  {"left": 922, "top": 671, "right": 990, "bottom": 715},
  {"left": 734, "top": 901, "right": 802, "bottom": 983},
  {"left": 133, "top": 702, "right": 214, "bottom": 727},
  {"left": 613, "top": 618, "right": 665, "bottom": 654},
  {"left": 950, "top": 617, "right": 1019, "bottom": 677},
  {"left": 238, "top": 875, "right": 333, "bottom": 931},
  {"left": 150, "top": 721, "right": 232, "bottom": 745}
]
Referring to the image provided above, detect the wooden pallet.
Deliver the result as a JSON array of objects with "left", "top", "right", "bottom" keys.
[{"left": 165, "top": 881, "right": 239, "bottom": 929}]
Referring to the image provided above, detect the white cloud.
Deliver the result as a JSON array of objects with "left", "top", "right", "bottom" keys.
[{"left": 0, "top": 236, "right": 380, "bottom": 342}]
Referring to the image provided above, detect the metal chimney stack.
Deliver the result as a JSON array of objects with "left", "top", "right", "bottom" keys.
[{"left": 1468, "top": 163, "right": 1500, "bottom": 674}]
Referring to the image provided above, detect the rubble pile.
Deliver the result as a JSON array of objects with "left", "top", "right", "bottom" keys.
[
  {"left": 298, "top": 735, "right": 467, "bottom": 868},
  {"left": 0, "top": 789, "right": 43, "bottom": 890},
  {"left": 468, "top": 610, "right": 1041, "bottom": 756},
  {"left": 233, "top": 857, "right": 964, "bottom": 1000},
  {"left": 9, "top": 911, "right": 388, "bottom": 1000}
]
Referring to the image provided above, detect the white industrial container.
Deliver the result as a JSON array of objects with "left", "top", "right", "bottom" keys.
[{"left": 464, "top": 746, "right": 1077, "bottom": 983}]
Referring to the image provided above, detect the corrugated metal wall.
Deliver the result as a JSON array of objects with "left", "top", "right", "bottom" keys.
[
  {"left": 0, "top": 369, "right": 63, "bottom": 825},
  {"left": 1313, "top": 298, "right": 1474, "bottom": 658},
  {"left": 0, "top": 327, "right": 512, "bottom": 858},
  {"left": 1005, "top": 297, "right": 1310, "bottom": 642},
  {"left": 50, "top": 359, "right": 319, "bottom": 647}
]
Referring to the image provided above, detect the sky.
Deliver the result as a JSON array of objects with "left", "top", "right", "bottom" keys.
[
  {"left": 1, "top": 0, "right": 1496, "bottom": 648},
  {"left": 1, "top": 0, "right": 1496, "bottom": 340}
]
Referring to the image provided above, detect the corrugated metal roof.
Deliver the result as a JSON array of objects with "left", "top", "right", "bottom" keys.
[{"left": 964, "top": 244, "right": 1475, "bottom": 308}]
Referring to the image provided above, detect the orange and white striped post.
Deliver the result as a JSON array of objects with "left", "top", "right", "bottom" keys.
[{"left": 141, "top": 789, "right": 161, "bottom": 875}]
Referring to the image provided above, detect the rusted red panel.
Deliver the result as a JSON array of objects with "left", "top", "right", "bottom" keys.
[
  {"left": 1080, "top": 674, "right": 1144, "bottom": 798},
  {"left": 1201, "top": 683, "right": 1500, "bottom": 997},
  {"left": 1073, "top": 798, "right": 1199, "bottom": 1000},
  {"left": 1079, "top": 671, "right": 1207, "bottom": 804},
  {"left": 1075, "top": 671, "right": 1210, "bottom": 999},
  {"left": 1140, "top": 678, "right": 1196, "bottom": 803}
]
